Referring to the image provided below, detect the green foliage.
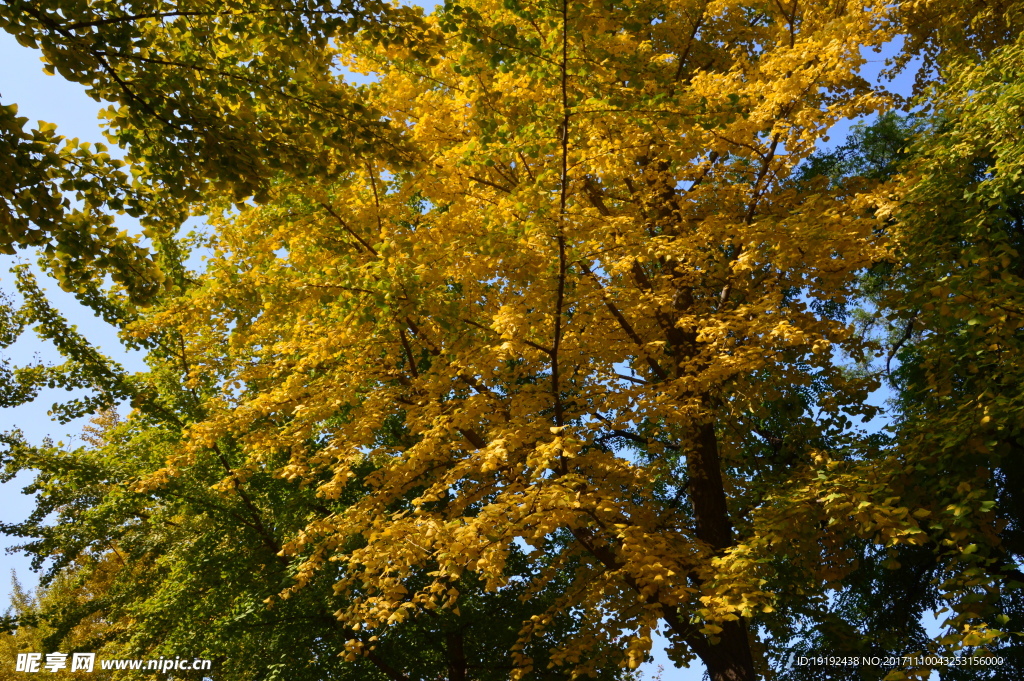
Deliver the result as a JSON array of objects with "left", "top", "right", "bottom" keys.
[
  {"left": 0, "top": 101, "right": 160, "bottom": 298},
  {"left": 0, "top": 0, "right": 429, "bottom": 203},
  {"left": 777, "top": 35, "right": 1024, "bottom": 679}
]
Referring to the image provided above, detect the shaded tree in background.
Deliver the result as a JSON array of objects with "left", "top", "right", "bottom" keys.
[{"left": 775, "top": 36, "right": 1024, "bottom": 681}]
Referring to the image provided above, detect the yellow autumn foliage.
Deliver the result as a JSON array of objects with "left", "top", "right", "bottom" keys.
[{"left": 86, "top": 0, "right": 1019, "bottom": 679}]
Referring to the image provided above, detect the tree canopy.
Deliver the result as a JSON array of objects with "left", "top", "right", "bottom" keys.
[{"left": 2, "top": 1, "right": 1023, "bottom": 681}]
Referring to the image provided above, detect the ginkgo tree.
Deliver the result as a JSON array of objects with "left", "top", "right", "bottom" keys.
[
  {"left": 2, "top": 0, "right": 1023, "bottom": 680},
  {"left": 134, "top": 1, "right": 914, "bottom": 679}
]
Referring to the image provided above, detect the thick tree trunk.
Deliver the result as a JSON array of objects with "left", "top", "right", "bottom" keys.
[
  {"left": 446, "top": 631, "right": 467, "bottom": 681},
  {"left": 685, "top": 422, "right": 758, "bottom": 681},
  {"left": 688, "top": 621, "right": 757, "bottom": 681},
  {"left": 690, "top": 423, "right": 734, "bottom": 551}
]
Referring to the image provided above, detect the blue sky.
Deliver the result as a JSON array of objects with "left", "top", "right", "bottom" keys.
[
  {"left": 1, "top": 15, "right": 920, "bottom": 680},
  {"left": 1, "top": 32, "right": 133, "bottom": 580}
]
